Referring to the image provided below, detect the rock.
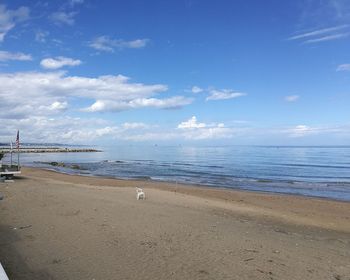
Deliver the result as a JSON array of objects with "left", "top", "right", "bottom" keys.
[
  {"left": 70, "top": 164, "right": 81, "bottom": 170},
  {"left": 48, "top": 162, "right": 66, "bottom": 167},
  {"left": 70, "top": 164, "right": 87, "bottom": 170}
]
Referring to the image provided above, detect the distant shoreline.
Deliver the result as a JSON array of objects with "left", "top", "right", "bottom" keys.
[{"left": 0, "top": 147, "right": 102, "bottom": 153}]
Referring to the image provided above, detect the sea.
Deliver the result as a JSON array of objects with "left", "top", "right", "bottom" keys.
[{"left": 13, "top": 145, "right": 350, "bottom": 201}]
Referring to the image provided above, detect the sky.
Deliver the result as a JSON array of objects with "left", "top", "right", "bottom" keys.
[{"left": 0, "top": 0, "right": 350, "bottom": 145}]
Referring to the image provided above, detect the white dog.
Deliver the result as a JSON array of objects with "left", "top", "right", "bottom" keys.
[{"left": 136, "top": 187, "right": 145, "bottom": 200}]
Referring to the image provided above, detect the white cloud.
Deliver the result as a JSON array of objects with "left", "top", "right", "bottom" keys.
[
  {"left": 52, "top": 38, "right": 63, "bottom": 45},
  {"left": 288, "top": 25, "right": 350, "bottom": 44},
  {"left": 0, "top": 71, "right": 192, "bottom": 118},
  {"left": 0, "top": 5, "right": 30, "bottom": 42},
  {"left": 119, "top": 132, "right": 178, "bottom": 142},
  {"left": 178, "top": 116, "right": 206, "bottom": 129},
  {"left": 285, "top": 95, "right": 300, "bottom": 102},
  {"left": 35, "top": 101, "right": 68, "bottom": 115},
  {"left": 0, "top": 114, "right": 237, "bottom": 144},
  {"left": 94, "top": 126, "right": 117, "bottom": 137},
  {"left": 48, "top": 101, "right": 68, "bottom": 111},
  {"left": 2, "top": 114, "right": 349, "bottom": 144},
  {"left": 285, "top": 124, "right": 348, "bottom": 138},
  {"left": 304, "top": 32, "right": 349, "bottom": 43},
  {"left": 35, "top": 30, "right": 49, "bottom": 43},
  {"left": 1, "top": 111, "right": 349, "bottom": 144},
  {"left": 288, "top": 125, "right": 314, "bottom": 137},
  {"left": 191, "top": 86, "right": 203, "bottom": 93},
  {"left": 40, "top": 56, "right": 82, "bottom": 69},
  {"left": 114, "top": 117, "right": 234, "bottom": 141},
  {"left": 177, "top": 116, "right": 233, "bottom": 140},
  {"left": 284, "top": 124, "right": 343, "bottom": 138},
  {"left": 336, "top": 63, "right": 350, "bottom": 71},
  {"left": 0, "top": 50, "right": 32, "bottom": 61},
  {"left": 70, "top": 0, "right": 84, "bottom": 6},
  {"left": 89, "top": 36, "right": 149, "bottom": 52},
  {"left": 83, "top": 96, "right": 193, "bottom": 112},
  {"left": 128, "top": 96, "right": 191, "bottom": 109},
  {"left": 0, "top": 116, "right": 115, "bottom": 143},
  {"left": 288, "top": 25, "right": 349, "bottom": 40},
  {"left": 206, "top": 89, "right": 246, "bottom": 101},
  {"left": 50, "top": 11, "right": 77, "bottom": 26},
  {"left": 122, "top": 122, "right": 149, "bottom": 129},
  {"left": 185, "top": 127, "right": 231, "bottom": 140}
]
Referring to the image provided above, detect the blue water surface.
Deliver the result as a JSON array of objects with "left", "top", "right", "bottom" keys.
[{"left": 11, "top": 145, "right": 350, "bottom": 201}]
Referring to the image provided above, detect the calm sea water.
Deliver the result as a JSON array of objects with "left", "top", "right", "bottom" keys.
[{"left": 15, "top": 145, "right": 350, "bottom": 201}]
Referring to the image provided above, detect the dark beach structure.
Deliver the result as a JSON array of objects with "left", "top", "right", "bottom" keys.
[{"left": 0, "top": 151, "right": 21, "bottom": 180}]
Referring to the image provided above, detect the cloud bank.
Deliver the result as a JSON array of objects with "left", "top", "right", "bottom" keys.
[{"left": 0, "top": 71, "right": 193, "bottom": 119}]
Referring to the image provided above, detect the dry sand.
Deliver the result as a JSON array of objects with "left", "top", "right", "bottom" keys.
[{"left": 0, "top": 167, "right": 350, "bottom": 280}]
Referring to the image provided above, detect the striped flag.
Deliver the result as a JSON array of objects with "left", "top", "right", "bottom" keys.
[{"left": 16, "top": 130, "right": 20, "bottom": 149}]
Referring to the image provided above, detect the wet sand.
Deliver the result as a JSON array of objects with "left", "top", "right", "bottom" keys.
[{"left": 0, "top": 167, "right": 350, "bottom": 279}]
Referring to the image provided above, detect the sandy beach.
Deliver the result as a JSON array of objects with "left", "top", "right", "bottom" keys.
[{"left": 0, "top": 167, "right": 350, "bottom": 280}]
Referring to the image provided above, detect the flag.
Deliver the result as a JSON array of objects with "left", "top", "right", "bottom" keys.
[{"left": 16, "top": 130, "right": 20, "bottom": 149}]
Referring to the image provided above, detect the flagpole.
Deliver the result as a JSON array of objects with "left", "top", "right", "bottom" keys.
[
  {"left": 16, "top": 130, "right": 20, "bottom": 170},
  {"left": 17, "top": 144, "right": 19, "bottom": 169},
  {"left": 10, "top": 142, "right": 13, "bottom": 167}
]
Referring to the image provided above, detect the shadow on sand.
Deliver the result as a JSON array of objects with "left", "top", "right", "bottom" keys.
[{"left": 0, "top": 224, "right": 54, "bottom": 280}]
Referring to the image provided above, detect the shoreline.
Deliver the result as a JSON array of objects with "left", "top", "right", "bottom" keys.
[
  {"left": 31, "top": 165, "right": 350, "bottom": 204},
  {"left": 19, "top": 167, "right": 350, "bottom": 233}
]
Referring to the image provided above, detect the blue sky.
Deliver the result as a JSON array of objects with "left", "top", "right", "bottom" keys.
[{"left": 0, "top": 0, "right": 349, "bottom": 145}]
